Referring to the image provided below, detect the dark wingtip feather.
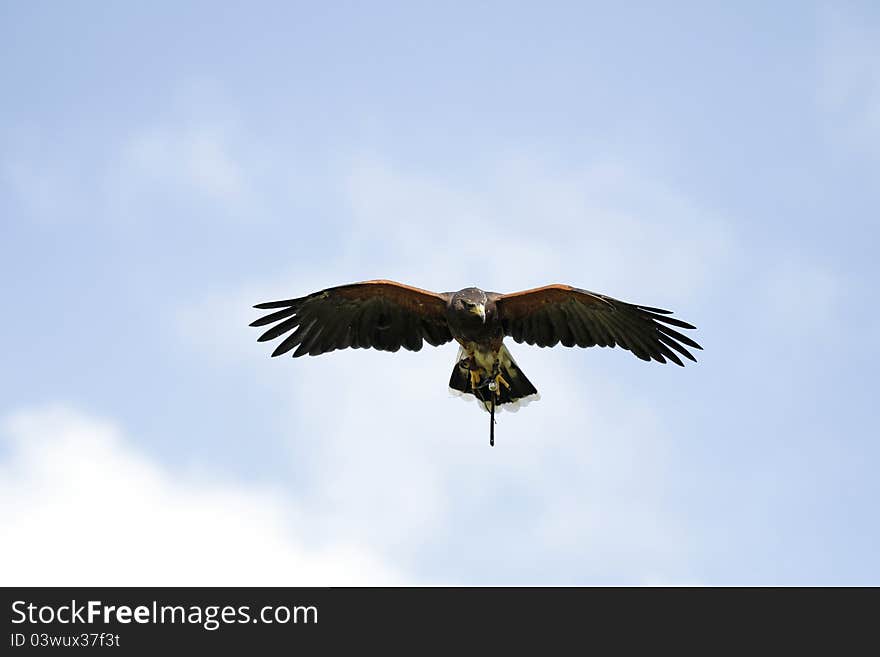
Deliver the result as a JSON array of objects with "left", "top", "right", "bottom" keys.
[
  {"left": 683, "top": 335, "right": 704, "bottom": 351},
  {"left": 651, "top": 314, "right": 697, "bottom": 330},
  {"left": 254, "top": 298, "right": 300, "bottom": 310},
  {"left": 658, "top": 324, "right": 703, "bottom": 350},
  {"left": 637, "top": 305, "right": 673, "bottom": 314},
  {"left": 656, "top": 332, "right": 698, "bottom": 362},
  {"left": 270, "top": 343, "right": 291, "bottom": 357},
  {"left": 655, "top": 341, "right": 685, "bottom": 367}
]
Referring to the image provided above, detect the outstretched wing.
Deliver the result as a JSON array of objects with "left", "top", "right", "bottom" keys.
[
  {"left": 494, "top": 284, "right": 702, "bottom": 366},
  {"left": 250, "top": 280, "right": 453, "bottom": 357}
]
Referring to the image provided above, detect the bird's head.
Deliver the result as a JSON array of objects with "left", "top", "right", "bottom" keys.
[{"left": 453, "top": 288, "right": 487, "bottom": 323}]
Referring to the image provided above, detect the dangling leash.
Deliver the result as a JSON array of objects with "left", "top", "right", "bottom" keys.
[
  {"left": 489, "top": 383, "right": 496, "bottom": 447},
  {"left": 486, "top": 378, "right": 498, "bottom": 447},
  {"left": 467, "top": 362, "right": 499, "bottom": 447}
]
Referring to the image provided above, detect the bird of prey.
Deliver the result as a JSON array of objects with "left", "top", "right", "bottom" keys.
[{"left": 250, "top": 280, "right": 701, "bottom": 446}]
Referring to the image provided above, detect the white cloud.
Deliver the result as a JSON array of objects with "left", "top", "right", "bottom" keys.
[{"left": 0, "top": 405, "right": 403, "bottom": 585}]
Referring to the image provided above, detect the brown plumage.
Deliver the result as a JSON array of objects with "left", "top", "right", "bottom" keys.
[{"left": 251, "top": 280, "right": 702, "bottom": 446}]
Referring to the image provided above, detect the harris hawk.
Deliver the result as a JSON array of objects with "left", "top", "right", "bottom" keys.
[{"left": 250, "top": 280, "right": 701, "bottom": 446}]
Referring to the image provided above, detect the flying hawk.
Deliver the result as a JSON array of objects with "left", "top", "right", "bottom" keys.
[{"left": 250, "top": 280, "right": 701, "bottom": 446}]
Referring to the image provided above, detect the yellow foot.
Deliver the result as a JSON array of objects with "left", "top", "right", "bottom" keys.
[{"left": 469, "top": 369, "right": 481, "bottom": 392}]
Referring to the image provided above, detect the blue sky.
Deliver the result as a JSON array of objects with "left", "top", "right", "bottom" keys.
[{"left": 2, "top": 1, "right": 879, "bottom": 584}]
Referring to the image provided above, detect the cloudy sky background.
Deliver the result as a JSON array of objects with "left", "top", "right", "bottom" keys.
[{"left": 2, "top": 1, "right": 879, "bottom": 585}]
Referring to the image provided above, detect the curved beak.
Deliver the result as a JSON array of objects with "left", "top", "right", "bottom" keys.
[{"left": 475, "top": 303, "right": 486, "bottom": 323}]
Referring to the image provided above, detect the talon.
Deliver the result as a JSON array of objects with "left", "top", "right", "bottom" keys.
[
  {"left": 469, "top": 369, "right": 481, "bottom": 392},
  {"left": 496, "top": 373, "right": 511, "bottom": 390}
]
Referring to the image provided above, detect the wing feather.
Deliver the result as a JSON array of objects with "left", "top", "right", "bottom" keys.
[
  {"left": 271, "top": 317, "right": 315, "bottom": 357},
  {"left": 256, "top": 313, "right": 302, "bottom": 343},
  {"left": 250, "top": 305, "right": 299, "bottom": 328},
  {"left": 657, "top": 332, "right": 697, "bottom": 362},
  {"left": 496, "top": 284, "right": 702, "bottom": 366},
  {"left": 251, "top": 280, "right": 452, "bottom": 357},
  {"left": 548, "top": 306, "right": 574, "bottom": 347},
  {"left": 299, "top": 319, "right": 327, "bottom": 357},
  {"left": 567, "top": 304, "right": 597, "bottom": 348}
]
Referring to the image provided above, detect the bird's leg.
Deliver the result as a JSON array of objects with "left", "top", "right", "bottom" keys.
[
  {"left": 459, "top": 355, "right": 480, "bottom": 393},
  {"left": 469, "top": 368, "right": 481, "bottom": 393}
]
